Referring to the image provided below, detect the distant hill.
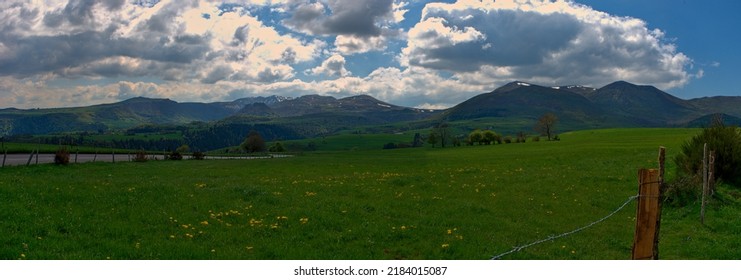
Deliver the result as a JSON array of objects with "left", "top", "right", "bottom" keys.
[
  {"left": 237, "top": 103, "right": 276, "bottom": 117},
  {"left": 442, "top": 81, "right": 615, "bottom": 130},
  {"left": 440, "top": 80, "right": 741, "bottom": 130},
  {"left": 3, "top": 81, "right": 741, "bottom": 144},
  {"left": 687, "top": 96, "right": 741, "bottom": 118},
  {"left": 587, "top": 81, "right": 697, "bottom": 126},
  {"left": 0, "top": 97, "right": 236, "bottom": 135},
  {"left": 684, "top": 113, "right": 741, "bottom": 127}
]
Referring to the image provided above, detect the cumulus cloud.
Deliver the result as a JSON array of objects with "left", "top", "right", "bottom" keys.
[
  {"left": 0, "top": 0, "right": 699, "bottom": 110},
  {"left": 283, "top": 0, "right": 403, "bottom": 54},
  {"left": 307, "top": 54, "right": 352, "bottom": 77},
  {"left": 334, "top": 35, "right": 389, "bottom": 55},
  {"left": 284, "top": 0, "right": 394, "bottom": 36},
  {"left": 402, "top": 0, "right": 693, "bottom": 89},
  {"left": 0, "top": 0, "right": 323, "bottom": 84}
]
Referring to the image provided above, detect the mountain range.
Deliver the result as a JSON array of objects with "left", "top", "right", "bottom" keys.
[
  {"left": 443, "top": 81, "right": 741, "bottom": 131},
  {"left": 2, "top": 81, "right": 740, "bottom": 139}
]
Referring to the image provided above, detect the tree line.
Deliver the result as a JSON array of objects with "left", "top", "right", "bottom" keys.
[{"left": 424, "top": 112, "right": 560, "bottom": 148}]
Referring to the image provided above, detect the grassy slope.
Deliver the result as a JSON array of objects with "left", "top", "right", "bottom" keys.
[{"left": 1, "top": 128, "right": 739, "bottom": 260}]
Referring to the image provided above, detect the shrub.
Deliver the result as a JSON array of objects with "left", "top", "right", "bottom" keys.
[
  {"left": 503, "top": 136, "right": 512, "bottom": 144},
  {"left": 668, "top": 118, "right": 741, "bottom": 205},
  {"left": 674, "top": 119, "right": 741, "bottom": 187},
  {"left": 133, "top": 149, "right": 148, "bottom": 162},
  {"left": 168, "top": 151, "right": 183, "bottom": 160},
  {"left": 532, "top": 136, "right": 540, "bottom": 142},
  {"left": 383, "top": 142, "right": 397, "bottom": 149},
  {"left": 54, "top": 147, "right": 70, "bottom": 165},
  {"left": 268, "top": 142, "right": 286, "bottom": 152},
  {"left": 192, "top": 151, "right": 205, "bottom": 160},
  {"left": 516, "top": 132, "right": 527, "bottom": 143},
  {"left": 664, "top": 174, "right": 702, "bottom": 206}
]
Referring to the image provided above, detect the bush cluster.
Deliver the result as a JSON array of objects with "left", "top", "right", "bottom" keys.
[
  {"left": 54, "top": 147, "right": 70, "bottom": 165},
  {"left": 192, "top": 151, "right": 206, "bottom": 160},
  {"left": 133, "top": 149, "right": 148, "bottom": 162},
  {"left": 167, "top": 151, "right": 183, "bottom": 160},
  {"left": 668, "top": 118, "right": 741, "bottom": 205}
]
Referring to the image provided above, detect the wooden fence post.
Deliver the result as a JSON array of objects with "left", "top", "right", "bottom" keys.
[
  {"left": 26, "top": 150, "right": 35, "bottom": 166},
  {"left": 632, "top": 147, "right": 665, "bottom": 260},
  {"left": 2, "top": 149, "right": 6, "bottom": 168},
  {"left": 709, "top": 151, "right": 715, "bottom": 196}
]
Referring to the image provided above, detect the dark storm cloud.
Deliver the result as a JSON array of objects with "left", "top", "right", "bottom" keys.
[
  {"left": 0, "top": 30, "right": 210, "bottom": 78},
  {"left": 284, "top": 0, "right": 394, "bottom": 37},
  {"left": 43, "top": 0, "right": 126, "bottom": 28}
]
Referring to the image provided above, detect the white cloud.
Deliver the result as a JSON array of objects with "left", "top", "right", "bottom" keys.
[
  {"left": 0, "top": 0, "right": 324, "bottom": 84},
  {"left": 0, "top": 0, "right": 700, "bottom": 110},
  {"left": 392, "top": 1, "right": 410, "bottom": 23},
  {"left": 334, "top": 35, "right": 388, "bottom": 54},
  {"left": 307, "top": 54, "right": 352, "bottom": 77},
  {"left": 402, "top": 0, "right": 693, "bottom": 89}
]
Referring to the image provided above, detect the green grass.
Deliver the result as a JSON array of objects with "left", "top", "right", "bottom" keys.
[
  {"left": 2, "top": 128, "right": 739, "bottom": 260},
  {"left": 282, "top": 133, "right": 416, "bottom": 151}
]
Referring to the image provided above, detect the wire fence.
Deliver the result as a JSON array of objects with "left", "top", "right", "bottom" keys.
[{"left": 490, "top": 194, "right": 640, "bottom": 260}]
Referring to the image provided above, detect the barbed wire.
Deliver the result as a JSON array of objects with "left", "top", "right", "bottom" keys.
[{"left": 490, "top": 194, "right": 640, "bottom": 260}]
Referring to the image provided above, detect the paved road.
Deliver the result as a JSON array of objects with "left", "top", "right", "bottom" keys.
[{"left": 1, "top": 153, "right": 292, "bottom": 167}]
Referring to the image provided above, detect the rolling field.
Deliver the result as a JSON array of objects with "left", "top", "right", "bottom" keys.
[{"left": 1, "top": 128, "right": 739, "bottom": 260}]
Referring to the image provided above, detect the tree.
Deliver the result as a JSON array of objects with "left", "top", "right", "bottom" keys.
[
  {"left": 412, "top": 133, "right": 424, "bottom": 147},
  {"left": 469, "top": 130, "right": 483, "bottom": 145},
  {"left": 432, "top": 122, "right": 452, "bottom": 148},
  {"left": 535, "top": 113, "right": 558, "bottom": 141},
  {"left": 482, "top": 130, "right": 497, "bottom": 145},
  {"left": 241, "top": 130, "right": 266, "bottom": 153},
  {"left": 427, "top": 131, "right": 439, "bottom": 148},
  {"left": 176, "top": 144, "right": 190, "bottom": 154}
]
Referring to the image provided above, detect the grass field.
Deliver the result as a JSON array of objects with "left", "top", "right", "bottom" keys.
[{"left": 1, "top": 128, "right": 739, "bottom": 260}]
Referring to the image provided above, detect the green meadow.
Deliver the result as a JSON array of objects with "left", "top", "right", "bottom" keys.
[{"left": 1, "top": 128, "right": 740, "bottom": 260}]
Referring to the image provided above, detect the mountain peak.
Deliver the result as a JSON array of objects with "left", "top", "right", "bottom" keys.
[
  {"left": 493, "top": 81, "right": 540, "bottom": 93},
  {"left": 119, "top": 96, "right": 174, "bottom": 103},
  {"left": 601, "top": 81, "right": 648, "bottom": 91}
]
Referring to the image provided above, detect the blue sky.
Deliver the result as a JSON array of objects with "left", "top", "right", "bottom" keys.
[
  {"left": 577, "top": 0, "right": 741, "bottom": 98},
  {"left": 0, "top": 0, "right": 738, "bottom": 109}
]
